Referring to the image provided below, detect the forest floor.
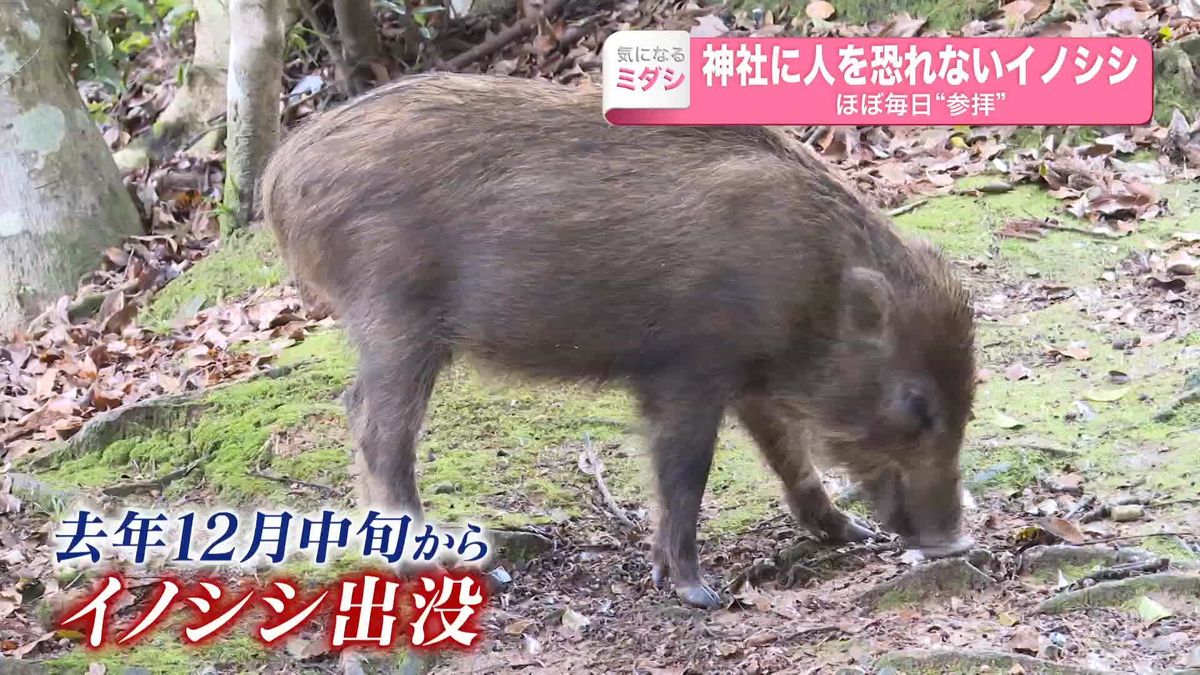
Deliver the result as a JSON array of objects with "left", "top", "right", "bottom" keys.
[{"left": 3, "top": 1, "right": 1200, "bottom": 674}]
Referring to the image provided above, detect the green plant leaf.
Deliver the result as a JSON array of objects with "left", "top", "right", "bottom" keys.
[
  {"left": 1084, "top": 387, "right": 1129, "bottom": 402},
  {"left": 1136, "top": 595, "right": 1173, "bottom": 624},
  {"left": 994, "top": 412, "right": 1024, "bottom": 429}
]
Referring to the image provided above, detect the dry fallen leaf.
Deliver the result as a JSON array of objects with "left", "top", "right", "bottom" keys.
[
  {"left": 1049, "top": 344, "right": 1092, "bottom": 361},
  {"left": 1039, "top": 516, "right": 1087, "bottom": 544},
  {"left": 505, "top": 618, "right": 535, "bottom": 636},
  {"left": 1005, "top": 363, "right": 1033, "bottom": 381},
  {"left": 561, "top": 607, "right": 591, "bottom": 631},
  {"left": 805, "top": 0, "right": 836, "bottom": 20},
  {"left": 523, "top": 633, "right": 543, "bottom": 655}
]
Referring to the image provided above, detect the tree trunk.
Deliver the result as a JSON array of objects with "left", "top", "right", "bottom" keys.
[
  {"left": 333, "top": 0, "right": 383, "bottom": 92},
  {"left": 0, "top": 0, "right": 143, "bottom": 336},
  {"left": 222, "top": 0, "right": 286, "bottom": 233},
  {"left": 154, "top": 0, "right": 233, "bottom": 152}
]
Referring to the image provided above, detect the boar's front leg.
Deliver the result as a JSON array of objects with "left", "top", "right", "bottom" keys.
[
  {"left": 638, "top": 379, "right": 725, "bottom": 610},
  {"left": 735, "top": 396, "right": 877, "bottom": 543},
  {"left": 351, "top": 320, "right": 446, "bottom": 522}
]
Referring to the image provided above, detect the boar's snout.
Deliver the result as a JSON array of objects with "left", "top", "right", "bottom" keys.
[{"left": 864, "top": 462, "right": 974, "bottom": 558}]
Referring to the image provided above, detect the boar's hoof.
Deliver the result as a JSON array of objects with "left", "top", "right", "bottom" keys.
[
  {"left": 676, "top": 584, "right": 722, "bottom": 610},
  {"left": 651, "top": 565, "right": 722, "bottom": 609},
  {"left": 833, "top": 515, "right": 879, "bottom": 543},
  {"left": 802, "top": 510, "right": 879, "bottom": 543},
  {"left": 915, "top": 535, "right": 976, "bottom": 560}
]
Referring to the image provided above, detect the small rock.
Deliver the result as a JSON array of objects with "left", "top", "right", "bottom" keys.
[
  {"left": 431, "top": 482, "right": 458, "bottom": 494},
  {"left": 1010, "top": 625, "right": 1040, "bottom": 654},
  {"left": 1039, "top": 643, "right": 1065, "bottom": 661},
  {"left": 485, "top": 566, "right": 513, "bottom": 593},
  {"left": 1035, "top": 498, "right": 1059, "bottom": 515},
  {"left": 1167, "top": 250, "right": 1197, "bottom": 276},
  {"left": 1109, "top": 504, "right": 1145, "bottom": 522},
  {"left": 859, "top": 558, "right": 993, "bottom": 610},
  {"left": 1143, "top": 631, "right": 1189, "bottom": 653},
  {"left": 112, "top": 145, "right": 150, "bottom": 173},
  {"left": 489, "top": 529, "right": 554, "bottom": 564},
  {"left": 1186, "top": 646, "right": 1200, "bottom": 668},
  {"left": 967, "top": 549, "right": 997, "bottom": 571},
  {"left": 834, "top": 668, "right": 867, "bottom": 675}
]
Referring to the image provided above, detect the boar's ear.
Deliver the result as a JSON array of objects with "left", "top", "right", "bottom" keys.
[{"left": 840, "top": 267, "right": 894, "bottom": 341}]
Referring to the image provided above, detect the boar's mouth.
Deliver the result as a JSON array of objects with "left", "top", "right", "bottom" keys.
[{"left": 862, "top": 465, "right": 973, "bottom": 557}]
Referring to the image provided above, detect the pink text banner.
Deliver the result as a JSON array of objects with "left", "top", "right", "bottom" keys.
[{"left": 600, "top": 33, "right": 1154, "bottom": 126}]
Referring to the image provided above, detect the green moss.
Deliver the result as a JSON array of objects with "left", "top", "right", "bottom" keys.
[
  {"left": 39, "top": 329, "right": 354, "bottom": 504},
  {"left": 1154, "top": 42, "right": 1200, "bottom": 126},
  {"left": 1139, "top": 535, "right": 1200, "bottom": 562},
  {"left": 43, "top": 630, "right": 265, "bottom": 674},
  {"left": 416, "top": 363, "right": 636, "bottom": 526},
  {"left": 825, "top": 0, "right": 993, "bottom": 31},
  {"left": 702, "top": 434, "right": 780, "bottom": 535},
  {"left": 893, "top": 178, "right": 1192, "bottom": 286},
  {"left": 873, "top": 586, "right": 923, "bottom": 610},
  {"left": 956, "top": 292, "right": 1200, "bottom": 493},
  {"left": 143, "top": 226, "right": 285, "bottom": 329},
  {"left": 1027, "top": 560, "right": 1103, "bottom": 585}
]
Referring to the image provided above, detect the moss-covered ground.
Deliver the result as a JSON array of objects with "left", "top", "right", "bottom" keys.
[{"left": 23, "top": 167, "right": 1200, "bottom": 670}]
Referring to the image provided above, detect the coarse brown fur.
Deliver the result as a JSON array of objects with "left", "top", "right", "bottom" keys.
[{"left": 261, "top": 72, "right": 977, "bottom": 608}]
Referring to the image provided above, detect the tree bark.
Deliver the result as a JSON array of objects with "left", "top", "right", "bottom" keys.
[
  {"left": 222, "top": 0, "right": 286, "bottom": 233},
  {"left": 154, "top": 0, "right": 233, "bottom": 151},
  {"left": 333, "top": 0, "right": 383, "bottom": 91},
  {"left": 0, "top": 0, "right": 143, "bottom": 335}
]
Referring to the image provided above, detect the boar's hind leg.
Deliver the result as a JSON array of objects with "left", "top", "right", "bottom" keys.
[
  {"left": 352, "top": 323, "right": 446, "bottom": 523},
  {"left": 735, "top": 396, "right": 876, "bottom": 543},
  {"left": 638, "top": 381, "right": 725, "bottom": 610}
]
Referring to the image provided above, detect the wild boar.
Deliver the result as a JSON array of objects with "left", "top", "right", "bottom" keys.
[{"left": 261, "top": 72, "right": 977, "bottom": 609}]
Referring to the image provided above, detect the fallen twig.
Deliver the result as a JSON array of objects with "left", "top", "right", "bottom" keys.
[
  {"left": 741, "top": 513, "right": 789, "bottom": 535},
  {"left": 1038, "top": 221, "right": 1124, "bottom": 240},
  {"left": 249, "top": 457, "right": 344, "bottom": 497},
  {"left": 1070, "top": 531, "right": 1198, "bottom": 546},
  {"left": 1063, "top": 494, "right": 1095, "bottom": 520},
  {"left": 1080, "top": 556, "right": 1169, "bottom": 584},
  {"left": 297, "top": 0, "right": 355, "bottom": 95},
  {"left": 1153, "top": 387, "right": 1200, "bottom": 422},
  {"left": 444, "top": 0, "right": 568, "bottom": 72},
  {"left": 807, "top": 540, "right": 899, "bottom": 569},
  {"left": 981, "top": 436, "right": 1080, "bottom": 457},
  {"left": 102, "top": 460, "right": 202, "bottom": 497},
  {"left": 1147, "top": 497, "right": 1200, "bottom": 509},
  {"left": 887, "top": 199, "right": 929, "bottom": 217},
  {"left": 1039, "top": 572, "right": 1200, "bottom": 614},
  {"left": 582, "top": 433, "right": 636, "bottom": 530}
]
